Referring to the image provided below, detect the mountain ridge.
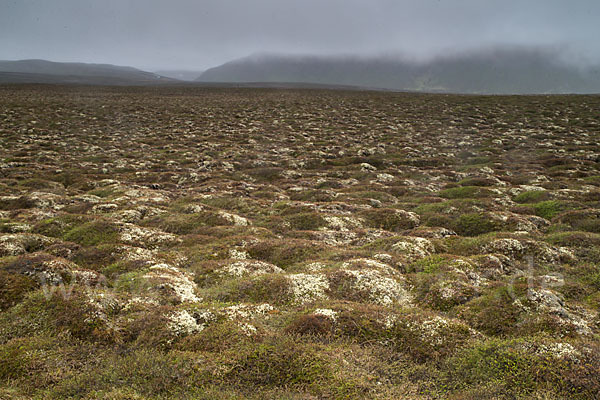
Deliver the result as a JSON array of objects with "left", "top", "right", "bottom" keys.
[
  {"left": 0, "top": 59, "right": 175, "bottom": 85},
  {"left": 197, "top": 48, "right": 600, "bottom": 94}
]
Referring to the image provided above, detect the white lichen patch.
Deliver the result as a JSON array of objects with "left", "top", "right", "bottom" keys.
[
  {"left": 341, "top": 258, "right": 399, "bottom": 277},
  {"left": 0, "top": 222, "right": 31, "bottom": 233},
  {"left": 168, "top": 309, "right": 215, "bottom": 335},
  {"left": 228, "top": 248, "right": 250, "bottom": 260},
  {"left": 181, "top": 204, "right": 206, "bottom": 214},
  {"left": 408, "top": 316, "right": 451, "bottom": 346},
  {"left": 437, "top": 281, "right": 460, "bottom": 300},
  {"left": 313, "top": 230, "right": 359, "bottom": 246},
  {"left": 414, "top": 227, "right": 457, "bottom": 239},
  {"left": 119, "top": 223, "right": 180, "bottom": 249},
  {"left": 314, "top": 308, "right": 338, "bottom": 322},
  {"left": 91, "top": 203, "right": 119, "bottom": 214},
  {"left": 17, "top": 256, "right": 101, "bottom": 286},
  {"left": 527, "top": 288, "right": 592, "bottom": 335},
  {"left": 447, "top": 259, "right": 487, "bottom": 288},
  {"left": 75, "top": 194, "right": 103, "bottom": 204},
  {"left": 219, "top": 260, "right": 283, "bottom": 277},
  {"left": 538, "top": 342, "right": 581, "bottom": 361},
  {"left": 218, "top": 211, "right": 250, "bottom": 226},
  {"left": 0, "top": 234, "right": 29, "bottom": 256},
  {"left": 519, "top": 340, "right": 582, "bottom": 362},
  {"left": 557, "top": 247, "right": 576, "bottom": 262},
  {"left": 483, "top": 238, "right": 525, "bottom": 259},
  {"left": 391, "top": 237, "right": 434, "bottom": 261},
  {"left": 114, "top": 209, "right": 144, "bottom": 223},
  {"left": 305, "top": 262, "right": 328, "bottom": 272},
  {"left": 85, "top": 292, "right": 120, "bottom": 326},
  {"left": 71, "top": 269, "right": 102, "bottom": 286},
  {"left": 521, "top": 342, "right": 582, "bottom": 362},
  {"left": 404, "top": 315, "right": 479, "bottom": 346},
  {"left": 341, "top": 269, "right": 411, "bottom": 306},
  {"left": 522, "top": 240, "right": 576, "bottom": 264},
  {"left": 376, "top": 173, "right": 395, "bottom": 183},
  {"left": 379, "top": 314, "right": 398, "bottom": 329},
  {"left": 122, "top": 188, "right": 171, "bottom": 204},
  {"left": 27, "top": 191, "right": 65, "bottom": 210},
  {"left": 360, "top": 162, "right": 377, "bottom": 171},
  {"left": 0, "top": 233, "right": 53, "bottom": 257},
  {"left": 398, "top": 210, "right": 421, "bottom": 227},
  {"left": 373, "top": 253, "right": 394, "bottom": 264},
  {"left": 122, "top": 296, "right": 161, "bottom": 311},
  {"left": 321, "top": 215, "right": 363, "bottom": 231},
  {"left": 288, "top": 273, "right": 329, "bottom": 304},
  {"left": 143, "top": 264, "right": 201, "bottom": 303},
  {"left": 239, "top": 322, "right": 258, "bottom": 336},
  {"left": 119, "top": 245, "right": 156, "bottom": 264},
  {"left": 223, "top": 303, "right": 275, "bottom": 320}
]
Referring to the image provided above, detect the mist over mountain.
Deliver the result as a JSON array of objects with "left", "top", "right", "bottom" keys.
[
  {"left": 3, "top": 48, "right": 600, "bottom": 93},
  {"left": 197, "top": 48, "right": 600, "bottom": 94},
  {"left": 0, "top": 59, "right": 174, "bottom": 85}
]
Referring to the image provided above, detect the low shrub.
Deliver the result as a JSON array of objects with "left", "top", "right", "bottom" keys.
[
  {"left": 284, "top": 212, "right": 327, "bottom": 231},
  {"left": 513, "top": 190, "right": 551, "bottom": 204},
  {"left": 533, "top": 200, "right": 564, "bottom": 220},
  {"left": 248, "top": 239, "right": 326, "bottom": 269},
  {"left": 439, "top": 186, "right": 493, "bottom": 199},
  {"left": 444, "top": 339, "right": 600, "bottom": 399},
  {"left": 0, "top": 270, "right": 37, "bottom": 310},
  {"left": 225, "top": 336, "right": 333, "bottom": 388},
  {"left": 63, "top": 220, "right": 120, "bottom": 246},
  {"left": 289, "top": 189, "right": 335, "bottom": 202},
  {"left": 208, "top": 274, "right": 291, "bottom": 305},
  {"left": 452, "top": 213, "right": 498, "bottom": 237},
  {"left": 286, "top": 313, "right": 333, "bottom": 336},
  {"left": 360, "top": 208, "right": 420, "bottom": 231}
]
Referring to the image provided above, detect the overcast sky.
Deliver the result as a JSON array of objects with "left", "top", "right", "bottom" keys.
[{"left": 1, "top": 0, "right": 599, "bottom": 71}]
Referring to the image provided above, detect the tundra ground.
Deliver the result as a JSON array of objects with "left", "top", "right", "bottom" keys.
[{"left": 1, "top": 85, "right": 599, "bottom": 399}]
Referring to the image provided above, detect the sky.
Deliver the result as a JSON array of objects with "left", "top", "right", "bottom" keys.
[{"left": 1, "top": 0, "right": 599, "bottom": 71}]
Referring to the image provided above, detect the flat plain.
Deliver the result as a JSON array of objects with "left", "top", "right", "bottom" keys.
[{"left": 1, "top": 85, "right": 599, "bottom": 399}]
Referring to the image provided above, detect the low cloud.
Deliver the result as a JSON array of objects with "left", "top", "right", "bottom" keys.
[{"left": 1, "top": 0, "right": 599, "bottom": 70}]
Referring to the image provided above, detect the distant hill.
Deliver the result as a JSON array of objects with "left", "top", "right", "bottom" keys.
[
  {"left": 0, "top": 59, "right": 175, "bottom": 85},
  {"left": 197, "top": 48, "right": 600, "bottom": 94}
]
